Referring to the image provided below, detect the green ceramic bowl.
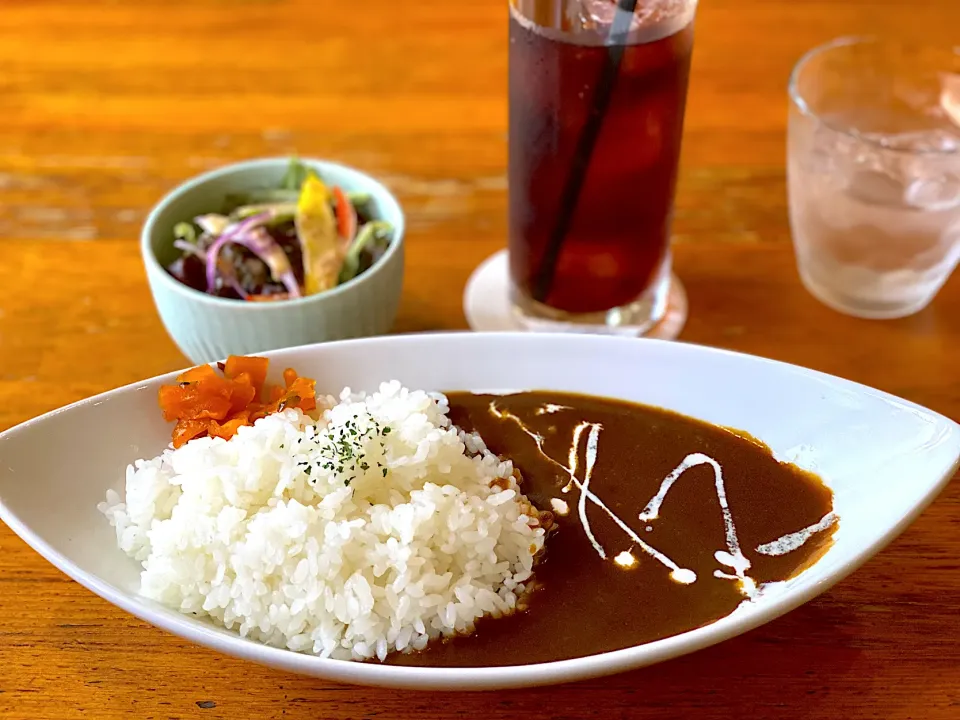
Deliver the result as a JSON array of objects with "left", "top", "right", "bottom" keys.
[{"left": 141, "top": 158, "right": 405, "bottom": 364}]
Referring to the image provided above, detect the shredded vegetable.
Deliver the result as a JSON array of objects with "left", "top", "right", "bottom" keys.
[
  {"left": 333, "top": 185, "right": 358, "bottom": 244},
  {"left": 204, "top": 211, "right": 301, "bottom": 298},
  {"left": 296, "top": 172, "right": 344, "bottom": 294}
]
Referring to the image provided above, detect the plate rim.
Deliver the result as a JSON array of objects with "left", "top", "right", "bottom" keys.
[{"left": 2, "top": 332, "right": 958, "bottom": 690}]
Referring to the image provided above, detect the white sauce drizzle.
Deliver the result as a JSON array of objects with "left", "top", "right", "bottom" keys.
[
  {"left": 536, "top": 403, "right": 571, "bottom": 415},
  {"left": 577, "top": 423, "right": 606, "bottom": 560},
  {"left": 755, "top": 512, "right": 837, "bottom": 556},
  {"left": 638, "top": 453, "right": 755, "bottom": 596},
  {"left": 550, "top": 498, "right": 570, "bottom": 516},
  {"left": 566, "top": 421, "right": 589, "bottom": 493},
  {"left": 488, "top": 403, "right": 697, "bottom": 584},
  {"left": 484, "top": 401, "right": 833, "bottom": 595}
]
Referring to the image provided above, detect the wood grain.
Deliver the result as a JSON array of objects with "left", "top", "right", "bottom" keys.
[{"left": 1, "top": 0, "right": 959, "bottom": 718}]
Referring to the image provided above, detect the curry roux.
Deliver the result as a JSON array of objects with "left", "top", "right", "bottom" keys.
[{"left": 389, "top": 391, "right": 836, "bottom": 667}]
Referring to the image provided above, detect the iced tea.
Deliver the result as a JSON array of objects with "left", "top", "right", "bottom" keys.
[{"left": 509, "top": 0, "right": 696, "bottom": 327}]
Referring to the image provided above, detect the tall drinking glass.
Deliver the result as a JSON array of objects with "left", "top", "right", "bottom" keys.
[{"left": 508, "top": 0, "right": 697, "bottom": 335}]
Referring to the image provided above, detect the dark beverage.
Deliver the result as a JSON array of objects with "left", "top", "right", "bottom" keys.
[{"left": 508, "top": 1, "right": 695, "bottom": 320}]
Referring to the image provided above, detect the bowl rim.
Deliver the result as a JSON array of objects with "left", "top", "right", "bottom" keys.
[{"left": 140, "top": 157, "right": 406, "bottom": 311}]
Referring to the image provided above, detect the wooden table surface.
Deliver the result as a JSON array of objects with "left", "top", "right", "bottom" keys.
[{"left": 1, "top": 1, "right": 959, "bottom": 718}]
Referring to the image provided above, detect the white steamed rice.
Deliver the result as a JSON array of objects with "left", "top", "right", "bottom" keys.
[{"left": 99, "top": 381, "right": 545, "bottom": 661}]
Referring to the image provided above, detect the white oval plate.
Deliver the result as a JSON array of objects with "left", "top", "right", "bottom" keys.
[{"left": 1, "top": 333, "right": 957, "bottom": 691}]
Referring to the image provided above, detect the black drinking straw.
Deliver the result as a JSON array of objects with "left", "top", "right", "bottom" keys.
[{"left": 531, "top": 0, "right": 640, "bottom": 303}]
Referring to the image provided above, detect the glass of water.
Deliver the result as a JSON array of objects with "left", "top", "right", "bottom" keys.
[{"left": 788, "top": 37, "right": 960, "bottom": 319}]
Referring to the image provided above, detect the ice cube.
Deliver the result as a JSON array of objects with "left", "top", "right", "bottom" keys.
[
  {"left": 846, "top": 170, "right": 910, "bottom": 207},
  {"left": 567, "top": 0, "right": 689, "bottom": 40},
  {"left": 805, "top": 123, "right": 862, "bottom": 178},
  {"left": 568, "top": 0, "right": 643, "bottom": 34},
  {"left": 904, "top": 173, "right": 960, "bottom": 211},
  {"left": 865, "top": 129, "right": 960, "bottom": 153}
]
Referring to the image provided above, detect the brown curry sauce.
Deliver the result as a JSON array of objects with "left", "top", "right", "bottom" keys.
[{"left": 389, "top": 391, "right": 836, "bottom": 667}]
